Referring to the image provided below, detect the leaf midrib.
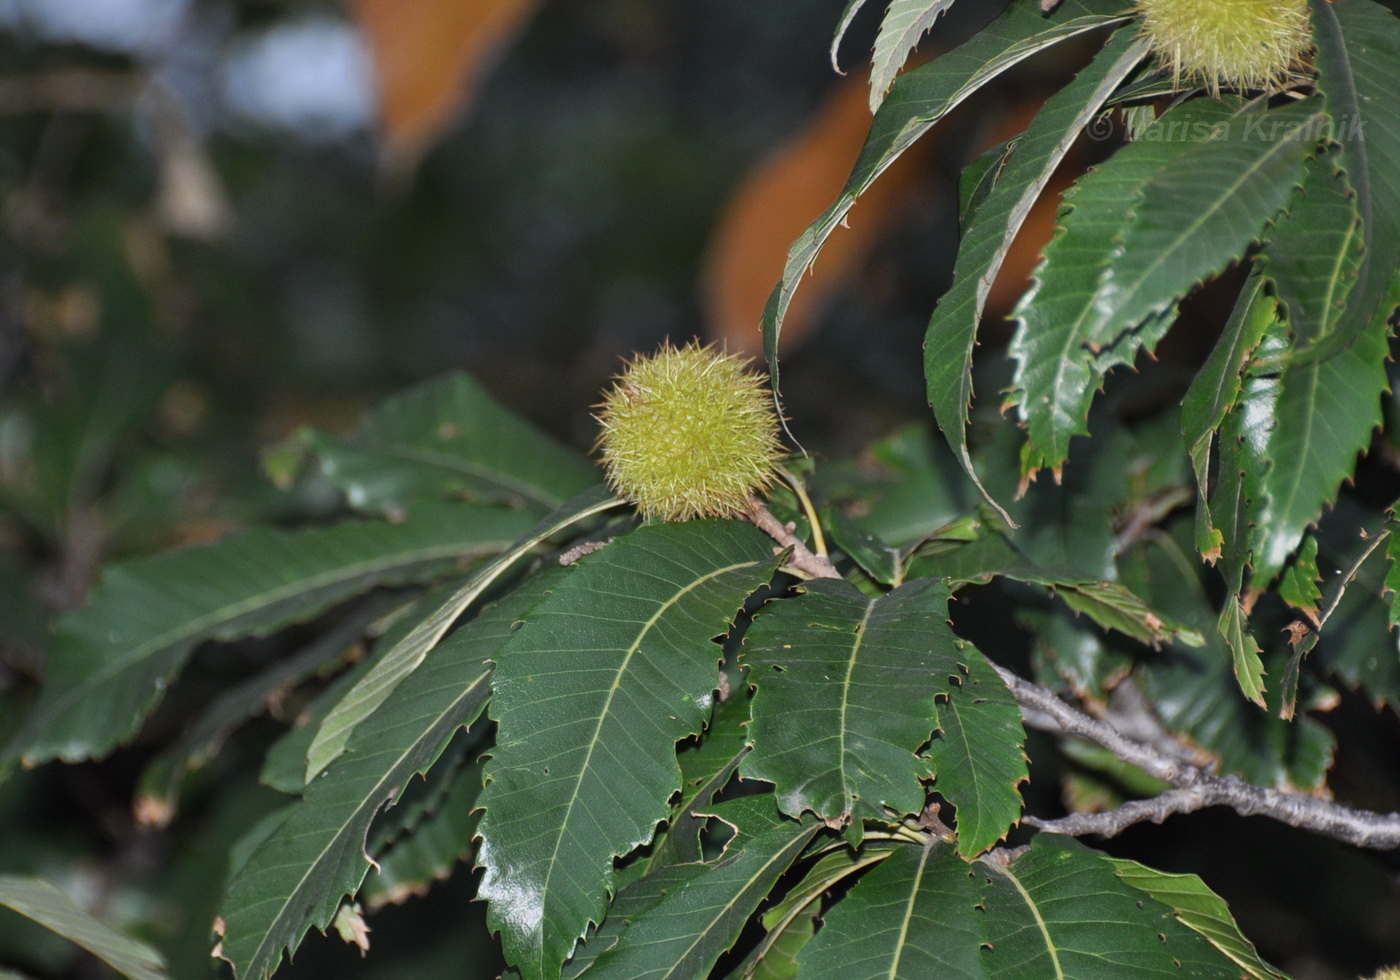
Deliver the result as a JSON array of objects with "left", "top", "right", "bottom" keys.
[
  {"left": 886, "top": 840, "right": 934, "bottom": 980},
  {"left": 1092, "top": 108, "right": 1324, "bottom": 334},
  {"left": 838, "top": 598, "right": 878, "bottom": 813},
  {"left": 983, "top": 856, "right": 1065, "bottom": 979},
  {"left": 28, "top": 533, "right": 511, "bottom": 749},
  {"left": 537, "top": 557, "right": 770, "bottom": 958}
]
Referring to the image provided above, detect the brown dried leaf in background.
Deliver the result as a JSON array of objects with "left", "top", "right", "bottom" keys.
[
  {"left": 351, "top": 0, "right": 543, "bottom": 173},
  {"left": 702, "top": 76, "right": 931, "bottom": 358}
]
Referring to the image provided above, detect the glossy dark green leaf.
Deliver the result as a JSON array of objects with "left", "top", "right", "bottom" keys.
[
  {"left": 5, "top": 501, "right": 536, "bottom": 767},
  {"left": 1108, "top": 858, "right": 1290, "bottom": 980},
  {"left": 563, "top": 864, "right": 707, "bottom": 980},
  {"left": 216, "top": 568, "right": 553, "bottom": 980},
  {"left": 303, "top": 371, "right": 597, "bottom": 515},
  {"left": 764, "top": 0, "right": 1134, "bottom": 385},
  {"left": 926, "top": 28, "right": 1148, "bottom": 520},
  {"left": 476, "top": 520, "right": 781, "bottom": 980},
  {"left": 741, "top": 578, "right": 957, "bottom": 838},
  {"left": 927, "top": 653, "right": 1026, "bottom": 857},
  {"left": 571, "top": 797, "right": 818, "bottom": 980},
  {"left": 795, "top": 835, "right": 1239, "bottom": 979}
]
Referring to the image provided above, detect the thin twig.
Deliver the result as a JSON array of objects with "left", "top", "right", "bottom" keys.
[
  {"left": 746, "top": 498, "right": 842, "bottom": 580},
  {"left": 997, "top": 665, "right": 1400, "bottom": 849},
  {"left": 1315, "top": 529, "right": 1388, "bottom": 630}
]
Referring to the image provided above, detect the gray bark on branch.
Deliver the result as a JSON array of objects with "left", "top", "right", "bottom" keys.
[{"left": 997, "top": 665, "right": 1400, "bottom": 850}]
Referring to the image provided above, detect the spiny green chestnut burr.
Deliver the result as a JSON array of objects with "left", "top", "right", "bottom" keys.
[
  {"left": 595, "top": 341, "right": 784, "bottom": 522},
  {"left": 1136, "top": 0, "right": 1311, "bottom": 93}
]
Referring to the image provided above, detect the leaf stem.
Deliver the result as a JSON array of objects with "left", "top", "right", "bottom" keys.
[{"left": 777, "top": 464, "right": 829, "bottom": 557}]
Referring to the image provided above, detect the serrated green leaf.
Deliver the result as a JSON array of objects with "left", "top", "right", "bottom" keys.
[
  {"left": 216, "top": 567, "right": 553, "bottom": 980},
  {"left": 741, "top": 578, "right": 959, "bottom": 838},
  {"left": 1279, "top": 534, "right": 1323, "bottom": 619},
  {"left": 570, "top": 797, "right": 818, "bottom": 980},
  {"left": 477, "top": 520, "right": 781, "bottom": 980},
  {"left": 1212, "top": 316, "right": 1292, "bottom": 591},
  {"left": 909, "top": 522, "right": 1202, "bottom": 648},
  {"left": 5, "top": 501, "right": 536, "bottom": 768},
  {"left": 306, "top": 485, "right": 621, "bottom": 781},
  {"left": 1218, "top": 598, "right": 1267, "bottom": 707},
  {"left": 259, "top": 648, "right": 382, "bottom": 795},
  {"left": 362, "top": 757, "right": 483, "bottom": 910},
  {"left": 765, "top": 0, "right": 1134, "bottom": 388},
  {"left": 1108, "top": 858, "right": 1291, "bottom": 980},
  {"left": 0, "top": 875, "right": 168, "bottom": 980},
  {"left": 1054, "top": 579, "right": 1206, "bottom": 648},
  {"left": 869, "top": 0, "right": 958, "bottom": 112},
  {"left": 1294, "top": 0, "right": 1400, "bottom": 362},
  {"left": 1260, "top": 150, "right": 1362, "bottom": 345},
  {"left": 1082, "top": 98, "right": 1321, "bottom": 352},
  {"left": 1248, "top": 314, "right": 1389, "bottom": 584},
  {"left": 365, "top": 726, "right": 476, "bottom": 856},
  {"left": 653, "top": 694, "right": 752, "bottom": 869},
  {"left": 563, "top": 865, "right": 707, "bottom": 980},
  {"left": 727, "top": 843, "right": 898, "bottom": 980},
  {"left": 303, "top": 371, "right": 597, "bottom": 516},
  {"left": 928, "top": 653, "right": 1026, "bottom": 857},
  {"left": 794, "top": 838, "right": 982, "bottom": 979},
  {"left": 795, "top": 835, "right": 1239, "bottom": 979},
  {"left": 926, "top": 28, "right": 1148, "bottom": 521},
  {"left": 259, "top": 579, "right": 473, "bottom": 794},
  {"left": 742, "top": 907, "right": 815, "bottom": 980},
  {"left": 1181, "top": 271, "right": 1276, "bottom": 563},
  {"left": 1009, "top": 97, "right": 1240, "bottom": 476}
]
